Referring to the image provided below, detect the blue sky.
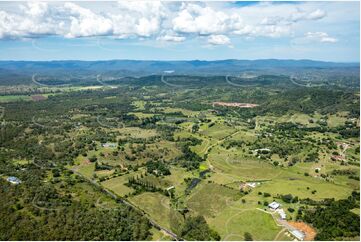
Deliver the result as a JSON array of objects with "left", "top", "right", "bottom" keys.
[{"left": 0, "top": 1, "right": 359, "bottom": 62}]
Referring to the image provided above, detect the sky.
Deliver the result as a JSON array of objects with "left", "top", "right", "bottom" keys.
[{"left": 0, "top": 1, "right": 359, "bottom": 62}]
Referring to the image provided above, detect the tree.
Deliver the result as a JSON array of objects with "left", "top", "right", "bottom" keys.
[
  {"left": 89, "top": 155, "right": 97, "bottom": 163},
  {"left": 281, "top": 194, "right": 293, "bottom": 203},
  {"left": 244, "top": 232, "right": 253, "bottom": 241},
  {"left": 191, "top": 124, "right": 199, "bottom": 133}
]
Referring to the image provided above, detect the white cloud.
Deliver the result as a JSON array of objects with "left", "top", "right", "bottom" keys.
[
  {"left": 0, "top": 0, "right": 343, "bottom": 47},
  {"left": 64, "top": 3, "right": 113, "bottom": 38},
  {"left": 208, "top": 34, "right": 231, "bottom": 45},
  {"left": 291, "top": 8, "right": 327, "bottom": 22},
  {"left": 158, "top": 34, "right": 185, "bottom": 42},
  {"left": 172, "top": 4, "right": 238, "bottom": 35},
  {"left": 307, "top": 9, "right": 327, "bottom": 20},
  {"left": 305, "top": 32, "right": 338, "bottom": 43},
  {"left": 0, "top": 2, "right": 63, "bottom": 39},
  {"left": 112, "top": 1, "right": 167, "bottom": 37}
]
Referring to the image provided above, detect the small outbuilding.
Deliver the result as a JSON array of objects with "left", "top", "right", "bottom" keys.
[{"left": 268, "top": 201, "right": 280, "bottom": 210}]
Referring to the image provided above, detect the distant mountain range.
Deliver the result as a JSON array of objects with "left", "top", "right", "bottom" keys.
[
  {"left": 0, "top": 59, "right": 358, "bottom": 76},
  {"left": 0, "top": 59, "right": 358, "bottom": 87}
]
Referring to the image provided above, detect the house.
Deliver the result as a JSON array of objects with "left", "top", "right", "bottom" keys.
[
  {"left": 7, "top": 176, "right": 21, "bottom": 185},
  {"left": 277, "top": 208, "right": 286, "bottom": 220},
  {"left": 268, "top": 201, "right": 280, "bottom": 210},
  {"left": 290, "top": 229, "right": 305, "bottom": 241}
]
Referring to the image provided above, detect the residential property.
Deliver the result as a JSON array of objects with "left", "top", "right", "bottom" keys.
[
  {"left": 7, "top": 176, "right": 21, "bottom": 185},
  {"left": 290, "top": 229, "right": 305, "bottom": 241},
  {"left": 268, "top": 201, "right": 280, "bottom": 210}
]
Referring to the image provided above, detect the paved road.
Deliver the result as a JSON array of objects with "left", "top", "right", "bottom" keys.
[
  {"left": 70, "top": 169, "right": 180, "bottom": 240},
  {"left": 289, "top": 76, "right": 325, "bottom": 87},
  {"left": 161, "top": 74, "right": 184, "bottom": 88},
  {"left": 225, "top": 75, "right": 256, "bottom": 87}
]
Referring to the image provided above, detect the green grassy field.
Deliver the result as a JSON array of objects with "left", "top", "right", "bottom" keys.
[
  {"left": 208, "top": 146, "right": 280, "bottom": 181},
  {"left": 0, "top": 95, "right": 32, "bottom": 103},
  {"left": 186, "top": 183, "right": 241, "bottom": 218},
  {"left": 200, "top": 123, "right": 237, "bottom": 139},
  {"left": 209, "top": 206, "right": 281, "bottom": 241},
  {"left": 101, "top": 171, "right": 144, "bottom": 197},
  {"left": 129, "top": 192, "right": 183, "bottom": 230}
]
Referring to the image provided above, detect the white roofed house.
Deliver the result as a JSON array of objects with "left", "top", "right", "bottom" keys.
[{"left": 268, "top": 201, "right": 280, "bottom": 210}]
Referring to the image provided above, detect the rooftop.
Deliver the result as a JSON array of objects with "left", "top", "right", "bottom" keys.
[{"left": 268, "top": 201, "right": 280, "bottom": 210}]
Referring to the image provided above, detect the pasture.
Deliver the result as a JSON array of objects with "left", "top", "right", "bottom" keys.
[
  {"left": 129, "top": 192, "right": 183, "bottom": 229},
  {"left": 186, "top": 183, "right": 241, "bottom": 218},
  {"left": 101, "top": 171, "right": 144, "bottom": 197}
]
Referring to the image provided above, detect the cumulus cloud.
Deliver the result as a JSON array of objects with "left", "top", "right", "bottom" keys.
[
  {"left": 207, "top": 34, "right": 231, "bottom": 45},
  {"left": 0, "top": 2, "right": 63, "bottom": 39},
  {"left": 305, "top": 32, "right": 338, "bottom": 43},
  {"left": 0, "top": 1, "right": 333, "bottom": 45},
  {"left": 112, "top": 1, "right": 167, "bottom": 37},
  {"left": 172, "top": 4, "right": 239, "bottom": 35},
  {"left": 64, "top": 3, "right": 113, "bottom": 38}
]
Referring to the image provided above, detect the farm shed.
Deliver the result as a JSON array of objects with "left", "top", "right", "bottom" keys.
[{"left": 290, "top": 229, "right": 305, "bottom": 241}]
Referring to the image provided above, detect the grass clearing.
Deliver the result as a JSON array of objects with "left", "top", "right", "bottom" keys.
[
  {"left": 186, "top": 183, "right": 241, "bottom": 218},
  {"left": 254, "top": 169, "right": 353, "bottom": 200},
  {"left": 209, "top": 207, "right": 281, "bottom": 241},
  {"left": 101, "top": 171, "right": 143, "bottom": 197},
  {"left": 0, "top": 95, "right": 32, "bottom": 103},
  {"left": 200, "top": 123, "right": 236, "bottom": 139},
  {"left": 129, "top": 192, "right": 183, "bottom": 230}
]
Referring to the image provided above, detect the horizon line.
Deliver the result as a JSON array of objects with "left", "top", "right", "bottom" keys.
[{"left": 0, "top": 58, "right": 359, "bottom": 64}]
